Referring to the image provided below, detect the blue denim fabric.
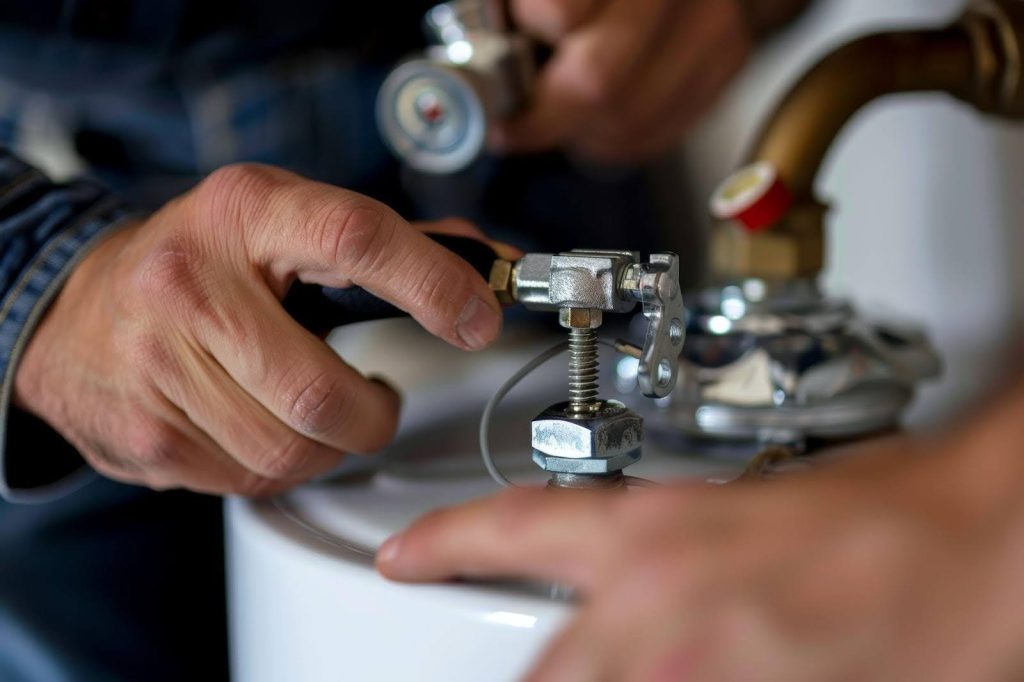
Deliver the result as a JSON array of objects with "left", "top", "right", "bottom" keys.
[{"left": 0, "top": 152, "right": 129, "bottom": 502}]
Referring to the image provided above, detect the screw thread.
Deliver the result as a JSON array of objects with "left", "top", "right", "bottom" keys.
[{"left": 568, "top": 328, "right": 600, "bottom": 414}]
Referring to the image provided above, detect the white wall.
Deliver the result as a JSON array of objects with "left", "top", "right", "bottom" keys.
[{"left": 684, "top": 0, "right": 1024, "bottom": 424}]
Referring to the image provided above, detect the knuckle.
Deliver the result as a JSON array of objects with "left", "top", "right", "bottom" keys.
[
  {"left": 133, "top": 237, "right": 200, "bottom": 299},
  {"left": 131, "top": 240, "right": 222, "bottom": 331},
  {"left": 82, "top": 446, "right": 137, "bottom": 482},
  {"left": 568, "top": 50, "right": 616, "bottom": 106},
  {"left": 284, "top": 372, "right": 352, "bottom": 438},
  {"left": 126, "top": 419, "right": 184, "bottom": 471},
  {"left": 131, "top": 238, "right": 240, "bottom": 339},
  {"left": 192, "top": 164, "right": 287, "bottom": 241},
  {"left": 517, "top": 0, "right": 573, "bottom": 35},
  {"left": 317, "top": 200, "right": 398, "bottom": 272},
  {"left": 197, "top": 163, "right": 279, "bottom": 215}
]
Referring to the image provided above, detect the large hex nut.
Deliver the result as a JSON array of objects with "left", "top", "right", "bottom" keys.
[
  {"left": 531, "top": 401, "right": 644, "bottom": 474},
  {"left": 532, "top": 449, "right": 641, "bottom": 474}
]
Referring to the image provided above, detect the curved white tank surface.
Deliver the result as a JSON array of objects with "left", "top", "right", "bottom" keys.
[{"left": 226, "top": 324, "right": 740, "bottom": 682}]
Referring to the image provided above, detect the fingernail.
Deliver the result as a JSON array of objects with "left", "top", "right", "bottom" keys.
[
  {"left": 377, "top": 534, "right": 402, "bottom": 567},
  {"left": 457, "top": 296, "right": 502, "bottom": 350}
]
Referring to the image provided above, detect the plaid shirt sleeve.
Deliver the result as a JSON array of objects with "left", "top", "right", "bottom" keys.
[{"left": 0, "top": 150, "right": 131, "bottom": 503}]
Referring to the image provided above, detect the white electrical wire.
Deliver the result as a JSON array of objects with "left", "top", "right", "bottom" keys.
[{"left": 480, "top": 341, "right": 567, "bottom": 487}]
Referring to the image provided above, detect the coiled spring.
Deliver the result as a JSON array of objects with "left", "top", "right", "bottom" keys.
[{"left": 568, "top": 328, "right": 600, "bottom": 414}]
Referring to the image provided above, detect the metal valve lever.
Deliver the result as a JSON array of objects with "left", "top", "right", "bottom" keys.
[{"left": 620, "top": 254, "right": 685, "bottom": 399}]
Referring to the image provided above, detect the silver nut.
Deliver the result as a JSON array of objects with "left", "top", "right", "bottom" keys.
[
  {"left": 532, "top": 449, "right": 640, "bottom": 474},
  {"left": 531, "top": 401, "right": 644, "bottom": 460},
  {"left": 559, "top": 308, "right": 603, "bottom": 330}
]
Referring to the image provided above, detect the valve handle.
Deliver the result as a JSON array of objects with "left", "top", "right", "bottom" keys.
[{"left": 630, "top": 254, "right": 686, "bottom": 399}]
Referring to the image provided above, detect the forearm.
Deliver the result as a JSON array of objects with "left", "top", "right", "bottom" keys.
[{"left": 739, "top": 0, "right": 813, "bottom": 38}]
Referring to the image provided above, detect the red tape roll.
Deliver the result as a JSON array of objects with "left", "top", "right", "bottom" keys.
[{"left": 710, "top": 162, "right": 793, "bottom": 232}]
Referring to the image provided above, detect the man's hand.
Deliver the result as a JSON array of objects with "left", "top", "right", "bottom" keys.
[
  {"left": 496, "top": 0, "right": 760, "bottom": 163},
  {"left": 13, "top": 164, "right": 506, "bottom": 496},
  {"left": 379, "top": 386, "right": 1024, "bottom": 680}
]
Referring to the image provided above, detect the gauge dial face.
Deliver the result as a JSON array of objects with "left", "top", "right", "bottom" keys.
[{"left": 377, "top": 60, "right": 487, "bottom": 174}]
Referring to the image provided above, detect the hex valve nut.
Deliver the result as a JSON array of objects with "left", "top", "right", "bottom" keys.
[
  {"left": 531, "top": 401, "right": 644, "bottom": 474},
  {"left": 559, "top": 307, "right": 603, "bottom": 330}
]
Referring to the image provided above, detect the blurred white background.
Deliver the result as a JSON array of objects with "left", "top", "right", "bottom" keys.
[{"left": 685, "top": 0, "right": 1024, "bottom": 425}]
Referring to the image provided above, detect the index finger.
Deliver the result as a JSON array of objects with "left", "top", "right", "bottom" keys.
[
  {"left": 376, "top": 487, "right": 625, "bottom": 591},
  {"left": 198, "top": 164, "right": 504, "bottom": 352}
]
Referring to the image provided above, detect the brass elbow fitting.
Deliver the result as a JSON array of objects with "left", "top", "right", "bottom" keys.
[{"left": 712, "top": 0, "right": 1024, "bottom": 281}]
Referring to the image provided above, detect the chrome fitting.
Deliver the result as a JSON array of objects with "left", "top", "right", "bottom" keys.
[{"left": 531, "top": 401, "right": 644, "bottom": 475}]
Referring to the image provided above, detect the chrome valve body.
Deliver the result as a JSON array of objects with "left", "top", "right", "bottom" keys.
[{"left": 503, "top": 250, "right": 685, "bottom": 489}]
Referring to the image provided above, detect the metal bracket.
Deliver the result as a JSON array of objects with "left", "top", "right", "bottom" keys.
[{"left": 624, "top": 254, "right": 686, "bottom": 399}]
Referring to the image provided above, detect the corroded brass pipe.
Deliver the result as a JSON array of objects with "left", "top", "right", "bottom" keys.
[{"left": 713, "top": 0, "right": 1024, "bottom": 280}]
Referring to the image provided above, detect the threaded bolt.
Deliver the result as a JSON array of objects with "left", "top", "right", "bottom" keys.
[{"left": 568, "top": 327, "right": 600, "bottom": 414}]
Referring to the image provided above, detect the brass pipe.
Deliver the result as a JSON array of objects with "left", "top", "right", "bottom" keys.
[
  {"left": 757, "top": 28, "right": 975, "bottom": 201},
  {"left": 713, "top": 0, "right": 1024, "bottom": 281}
]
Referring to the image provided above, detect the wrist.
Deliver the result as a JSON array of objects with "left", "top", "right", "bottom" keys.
[{"left": 12, "top": 223, "right": 138, "bottom": 424}]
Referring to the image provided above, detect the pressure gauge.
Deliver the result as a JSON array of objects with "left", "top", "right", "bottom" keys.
[
  {"left": 376, "top": 1, "right": 534, "bottom": 175},
  {"left": 377, "top": 59, "right": 488, "bottom": 175}
]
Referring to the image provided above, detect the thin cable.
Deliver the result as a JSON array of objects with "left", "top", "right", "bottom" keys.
[
  {"left": 480, "top": 341, "right": 567, "bottom": 487},
  {"left": 480, "top": 339, "right": 623, "bottom": 488},
  {"left": 270, "top": 495, "right": 376, "bottom": 558}
]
